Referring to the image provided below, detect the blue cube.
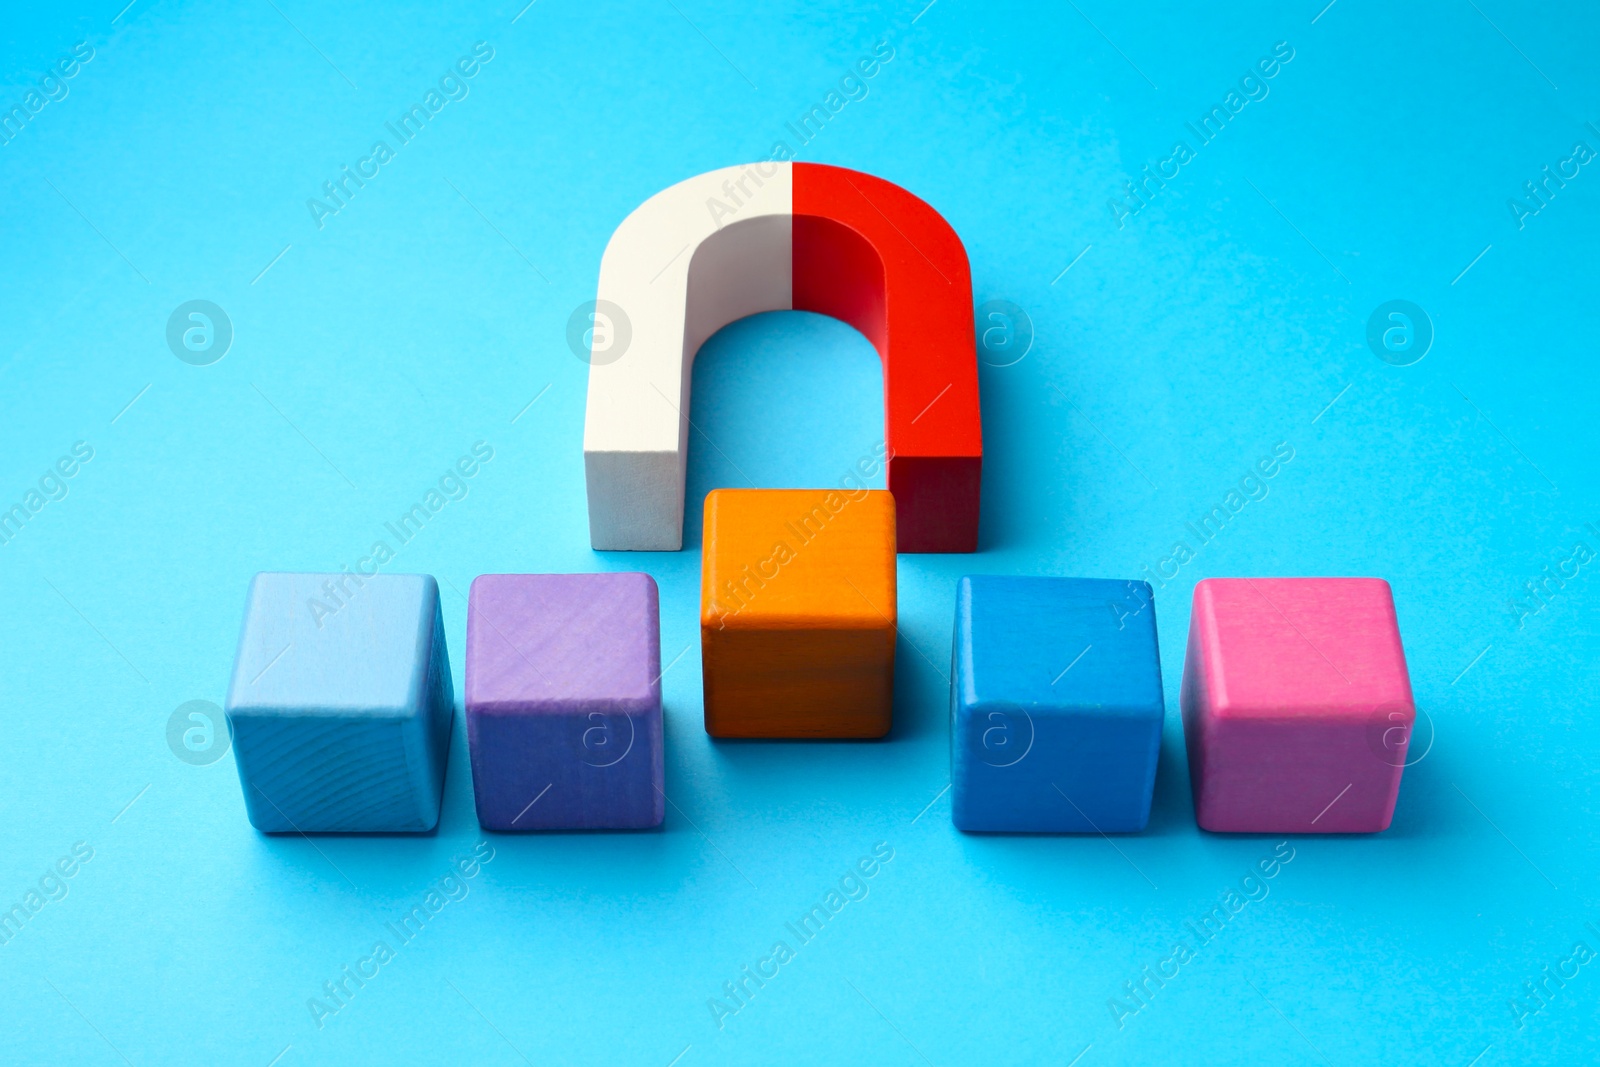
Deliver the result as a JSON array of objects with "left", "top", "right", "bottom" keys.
[
  {"left": 225, "top": 572, "right": 454, "bottom": 833},
  {"left": 950, "top": 576, "right": 1164, "bottom": 833}
]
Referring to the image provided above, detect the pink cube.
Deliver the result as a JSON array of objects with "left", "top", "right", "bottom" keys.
[{"left": 1181, "top": 577, "right": 1415, "bottom": 833}]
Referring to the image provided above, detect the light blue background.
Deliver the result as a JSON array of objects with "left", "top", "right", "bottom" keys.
[{"left": 2, "top": 2, "right": 1597, "bottom": 1064}]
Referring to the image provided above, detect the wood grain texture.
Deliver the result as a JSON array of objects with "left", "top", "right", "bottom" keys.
[
  {"left": 1180, "top": 577, "right": 1415, "bottom": 833},
  {"left": 701, "top": 488, "right": 896, "bottom": 738},
  {"left": 951, "top": 576, "right": 1164, "bottom": 833},
  {"left": 224, "top": 572, "right": 453, "bottom": 834},
  {"left": 465, "top": 573, "right": 663, "bottom": 831}
]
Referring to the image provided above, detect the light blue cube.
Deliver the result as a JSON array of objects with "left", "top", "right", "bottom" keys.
[
  {"left": 225, "top": 572, "right": 454, "bottom": 833},
  {"left": 951, "top": 576, "right": 1164, "bottom": 833}
]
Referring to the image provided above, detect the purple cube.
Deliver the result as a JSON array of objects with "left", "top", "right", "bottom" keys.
[{"left": 465, "top": 573, "right": 664, "bottom": 830}]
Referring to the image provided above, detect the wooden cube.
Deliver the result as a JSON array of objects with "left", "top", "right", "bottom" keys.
[
  {"left": 700, "top": 489, "right": 896, "bottom": 738},
  {"left": 465, "top": 572, "right": 664, "bottom": 831},
  {"left": 951, "top": 576, "right": 1164, "bottom": 832},
  {"left": 1181, "top": 577, "right": 1415, "bottom": 833},
  {"left": 224, "top": 572, "right": 453, "bottom": 833}
]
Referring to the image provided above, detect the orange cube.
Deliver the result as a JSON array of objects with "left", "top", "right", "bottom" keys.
[{"left": 701, "top": 489, "right": 897, "bottom": 738}]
